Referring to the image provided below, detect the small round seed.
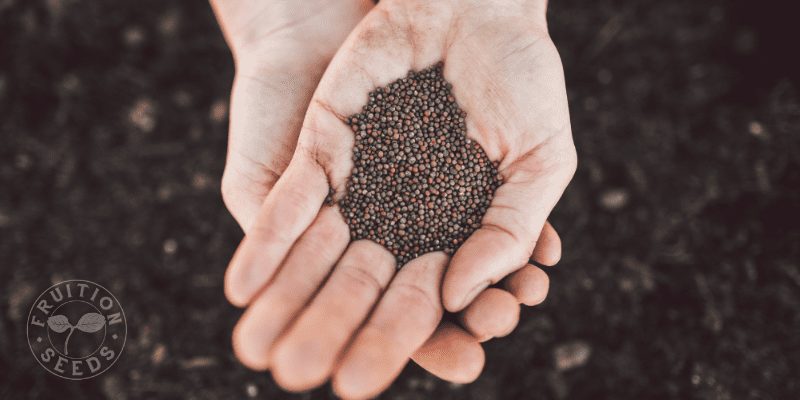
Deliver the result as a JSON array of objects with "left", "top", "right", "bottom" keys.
[{"left": 337, "top": 62, "right": 500, "bottom": 267}]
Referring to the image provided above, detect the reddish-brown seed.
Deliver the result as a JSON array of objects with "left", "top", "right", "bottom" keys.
[{"left": 337, "top": 62, "right": 500, "bottom": 266}]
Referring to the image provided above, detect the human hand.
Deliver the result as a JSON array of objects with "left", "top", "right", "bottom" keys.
[
  {"left": 211, "top": 0, "right": 568, "bottom": 389},
  {"left": 211, "top": 0, "right": 373, "bottom": 230}
]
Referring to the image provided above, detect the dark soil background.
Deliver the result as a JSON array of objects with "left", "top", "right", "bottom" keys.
[{"left": 1, "top": 0, "right": 798, "bottom": 399}]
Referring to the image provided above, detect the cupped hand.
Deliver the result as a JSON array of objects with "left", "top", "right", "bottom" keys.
[
  {"left": 212, "top": 0, "right": 372, "bottom": 230},
  {"left": 212, "top": 0, "right": 566, "bottom": 389}
]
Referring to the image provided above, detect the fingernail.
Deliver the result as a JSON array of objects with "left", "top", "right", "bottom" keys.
[{"left": 459, "top": 280, "right": 491, "bottom": 310}]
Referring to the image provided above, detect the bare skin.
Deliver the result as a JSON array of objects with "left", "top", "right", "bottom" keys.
[{"left": 212, "top": 0, "right": 572, "bottom": 397}]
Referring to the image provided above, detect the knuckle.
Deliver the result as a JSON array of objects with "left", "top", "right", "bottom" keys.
[
  {"left": 269, "top": 285, "right": 306, "bottom": 310},
  {"left": 247, "top": 221, "right": 288, "bottom": 244},
  {"left": 351, "top": 240, "right": 397, "bottom": 268},
  {"left": 483, "top": 222, "right": 537, "bottom": 259},
  {"left": 340, "top": 263, "right": 386, "bottom": 296},
  {"left": 359, "top": 323, "right": 406, "bottom": 350},
  {"left": 391, "top": 282, "right": 441, "bottom": 319},
  {"left": 282, "top": 184, "right": 311, "bottom": 206},
  {"left": 307, "top": 210, "right": 349, "bottom": 247}
]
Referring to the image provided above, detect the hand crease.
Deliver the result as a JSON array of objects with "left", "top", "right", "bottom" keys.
[
  {"left": 499, "top": 133, "right": 559, "bottom": 177},
  {"left": 312, "top": 98, "right": 347, "bottom": 122},
  {"left": 391, "top": 282, "right": 442, "bottom": 316},
  {"left": 235, "top": 2, "right": 338, "bottom": 55},
  {"left": 229, "top": 150, "right": 282, "bottom": 189},
  {"left": 482, "top": 221, "right": 538, "bottom": 256}
]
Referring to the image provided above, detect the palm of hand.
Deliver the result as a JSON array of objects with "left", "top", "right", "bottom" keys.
[
  {"left": 222, "top": 0, "right": 572, "bottom": 398},
  {"left": 216, "top": 0, "right": 373, "bottom": 231},
  {"left": 294, "top": 0, "right": 576, "bottom": 310}
]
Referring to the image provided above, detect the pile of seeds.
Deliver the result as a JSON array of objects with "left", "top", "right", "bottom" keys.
[{"left": 338, "top": 63, "right": 501, "bottom": 266}]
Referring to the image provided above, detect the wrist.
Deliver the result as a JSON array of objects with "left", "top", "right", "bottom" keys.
[
  {"left": 382, "top": 0, "right": 548, "bottom": 28},
  {"left": 212, "top": 0, "right": 372, "bottom": 64}
]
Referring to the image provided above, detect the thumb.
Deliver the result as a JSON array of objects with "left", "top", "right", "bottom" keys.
[{"left": 442, "top": 136, "right": 576, "bottom": 312}]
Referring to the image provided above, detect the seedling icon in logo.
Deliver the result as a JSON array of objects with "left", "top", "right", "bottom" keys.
[
  {"left": 28, "top": 280, "right": 126, "bottom": 380},
  {"left": 47, "top": 313, "right": 106, "bottom": 356}
]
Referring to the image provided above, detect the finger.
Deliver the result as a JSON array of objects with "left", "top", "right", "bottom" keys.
[
  {"left": 504, "top": 264, "right": 550, "bottom": 306},
  {"left": 269, "top": 240, "right": 396, "bottom": 392},
  {"left": 232, "top": 206, "right": 350, "bottom": 370},
  {"left": 459, "top": 288, "right": 520, "bottom": 342},
  {"left": 224, "top": 152, "right": 330, "bottom": 307},
  {"left": 531, "top": 221, "right": 561, "bottom": 266},
  {"left": 411, "top": 322, "right": 485, "bottom": 384},
  {"left": 458, "top": 223, "right": 557, "bottom": 341},
  {"left": 431, "top": 220, "right": 557, "bottom": 350},
  {"left": 442, "top": 139, "right": 577, "bottom": 312},
  {"left": 333, "top": 253, "right": 447, "bottom": 399},
  {"left": 413, "top": 222, "right": 561, "bottom": 383}
]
